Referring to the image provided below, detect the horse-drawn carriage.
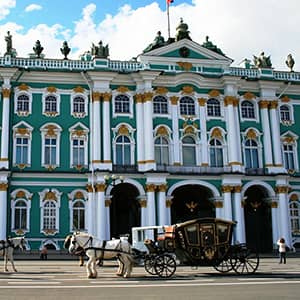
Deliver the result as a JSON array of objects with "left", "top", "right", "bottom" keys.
[{"left": 132, "top": 217, "right": 259, "bottom": 278}]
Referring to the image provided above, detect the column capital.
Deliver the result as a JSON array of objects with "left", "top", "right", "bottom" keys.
[
  {"left": 95, "top": 183, "right": 106, "bottom": 192},
  {"left": 259, "top": 100, "right": 270, "bottom": 109},
  {"left": 135, "top": 93, "right": 144, "bottom": 103},
  {"left": 157, "top": 184, "right": 168, "bottom": 192},
  {"left": 224, "top": 96, "right": 239, "bottom": 107},
  {"left": 198, "top": 97, "right": 206, "bottom": 106},
  {"left": 101, "top": 92, "right": 111, "bottom": 102},
  {"left": 233, "top": 185, "right": 242, "bottom": 193},
  {"left": 269, "top": 100, "right": 278, "bottom": 109},
  {"left": 143, "top": 92, "right": 153, "bottom": 102},
  {"left": 139, "top": 199, "right": 147, "bottom": 208},
  {"left": 86, "top": 184, "right": 94, "bottom": 193},
  {"left": 145, "top": 184, "right": 156, "bottom": 192},
  {"left": 214, "top": 200, "right": 223, "bottom": 208},
  {"left": 2, "top": 88, "right": 11, "bottom": 98},
  {"left": 166, "top": 199, "right": 172, "bottom": 208},
  {"left": 221, "top": 185, "right": 234, "bottom": 193},
  {"left": 0, "top": 183, "right": 8, "bottom": 191},
  {"left": 92, "top": 91, "right": 101, "bottom": 102},
  {"left": 275, "top": 185, "right": 290, "bottom": 194},
  {"left": 170, "top": 96, "right": 179, "bottom": 105}
]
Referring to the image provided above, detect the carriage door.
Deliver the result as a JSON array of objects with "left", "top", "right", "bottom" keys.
[{"left": 200, "top": 223, "right": 216, "bottom": 260}]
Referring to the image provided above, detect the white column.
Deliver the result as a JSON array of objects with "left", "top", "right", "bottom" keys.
[
  {"left": 214, "top": 199, "right": 223, "bottom": 219},
  {"left": 105, "top": 196, "right": 112, "bottom": 239},
  {"left": 269, "top": 101, "right": 283, "bottom": 167},
  {"left": 135, "top": 94, "right": 145, "bottom": 171},
  {"left": 95, "top": 183, "right": 107, "bottom": 240},
  {"left": 165, "top": 196, "right": 172, "bottom": 225},
  {"left": 271, "top": 199, "right": 279, "bottom": 249},
  {"left": 233, "top": 186, "right": 246, "bottom": 244},
  {"left": 259, "top": 101, "right": 273, "bottom": 167},
  {"left": 102, "top": 93, "right": 112, "bottom": 170},
  {"left": 139, "top": 197, "right": 147, "bottom": 227},
  {"left": 143, "top": 93, "right": 155, "bottom": 170},
  {"left": 86, "top": 184, "right": 95, "bottom": 236},
  {"left": 157, "top": 184, "right": 167, "bottom": 226},
  {"left": 222, "top": 185, "right": 233, "bottom": 221},
  {"left": 0, "top": 184, "right": 8, "bottom": 240},
  {"left": 0, "top": 88, "right": 11, "bottom": 169},
  {"left": 170, "top": 96, "right": 180, "bottom": 164},
  {"left": 198, "top": 98, "right": 208, "bottom": 165},
  {"left": 224, "top": 97, "right": 240, "bottom": 168},
  {"left": 92, "top": 92, "right": 101, "bottom": 169},
  {"left": 277, "top": 186, "right": 292, "bottom": 247},
  {"left": 146, "top": 184, "right": 156, "bottom": 226}
]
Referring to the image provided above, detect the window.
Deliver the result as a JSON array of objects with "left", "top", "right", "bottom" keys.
[
  {"left": 72, "top": 201, "right": 85, "bottom": 231},
  {"left": 280, "top": 105, "right": 291, "bottom": 122},
  {"left": 245, "top": 139, "right": 259, "bottom": 168},
  {"left": 241, "top": 101, "right": 255, "bottom": 119},
  {"left": 17, "top": 94, "right": 29, "bottom": 112},
  {"left": 180, "top": 96, "right": 195, "bottom": 115},
  {"left": 45, "top": 138, "right": 57, "bottom": 165},
  {"left": 290, "top": 202, "right": 300, "bottom": 232},
  {"left": 42, "top": 201, "right": 57, "bottom": 230},
  {"left": 45, "top": 95, "right": 57, "bottom": 113},
  {"left": 209, "top": 139, "right": 223, "bottom": 167},
  {"left": 153, "top": 95, "right": 168, "bottom": 114},
  {"left": 73, "top": 96, "right": 85, "bottom": 114},
  {"left": 116, "top": 135, "right": 131, "bottom": 165},
  {"left": 182, "top": 136, "right": 196, "bottom": 166},
  {"left": 207, "top": 98, "right": 221, "bottom": 117},
  {"left": 72, "top": 139, "right": 85, "bottom": 166},
  {"left": 283, "top": 144, "right": 295, "bottom": 170},
  {"left": 155, "top": 136, "right": 169, "bottom": 165},
  {"left": 15, "top": 137, "right": 29, "bottom": 165},
  {"left": 115, "top": 94, "right": 130, "bottom": 113},
  {"left": 14, "top": 200, "right": 27, "bottom": 230}
]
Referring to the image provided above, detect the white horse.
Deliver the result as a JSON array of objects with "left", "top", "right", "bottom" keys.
[
  {"left": 0, "top": 237, "right": 26, "bottom": 272},
  {"left": 65, "top": 232, "right": 134, "bottom": 279}
]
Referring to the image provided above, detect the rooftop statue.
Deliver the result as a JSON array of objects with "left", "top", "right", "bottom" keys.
[
  {"left": 91, "top": 40, "right": 109, "bottom": 58},
  {"left": 143, "top": 31, "right": 165, "bottom": 53},
  {"left": 253, "top": 52, "right": 272, "bottom": 68},
  {"left": 175, "top": 18, "right": 191, "bottom": 41},
  {"left": 60, "top": 41, "right": 71, "bottom": 60},
  {"left": 33, "top": 40, "right": 44, "bottom": 58},
  {"left": 4, "top": 31, "right": 12, "bottom": 55},
  {"left": 286, "top": 54, "right": 295, "bottom": 72},
  {"left": 202, "top": 36, "right": 225, "bottom": 56}
]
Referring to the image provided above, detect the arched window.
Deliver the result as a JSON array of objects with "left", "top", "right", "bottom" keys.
[
  {"left": 290, "top": 202, "right": 300, "bottom": 232},
  {"left": 115, "top": 94, "right": 130, "bottom": 113},
  {"left": 207, "top": 98, "right": 221, "bottom": 117},
  {"left": 180, "top": 96, "right": 195, "bottom": 115},
  {"left": 42, "top": 201, "right": 57, "bottom": 230},
  {"left": 73, "top": 96, "right": 85, "bottom": 113},
  {"left": 209, "top": 139, "right": 223, "bottom": 167},
  {"left": 45, "top": 95, "right": 57, "bottom": 113},
  {"left": 182, "top": 136, "right": 196, "bottom": 166},
  {"left": 116, "top": 135, "right": 131, "bottom": 165},
  {"left": 14, "top": 200, "right": 27, "bottom": 230},
  {"left": 153, "top": 95, "right": 168, "bottom": 114},
  {"left": 72, "top": 201, "right": 85, "bottom": 231},
  {"left": 241, "top": 101, "right": 255, "bottom": 119},
  {"left": 155, "top": 136, "right": 169, "bottom": 165},
  {"left": 17, "top": 94, "right": 29, "bottom": 112},
  {"left": 280, "top": 105, "right": 291, "bottom": 122},
  {"left": 245, "top": 139, "right": 259, "bottom": 168}
]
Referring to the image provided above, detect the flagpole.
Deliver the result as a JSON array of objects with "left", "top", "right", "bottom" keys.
[{"left": 167, "top": 2, "right": 170, "bottom": 39}]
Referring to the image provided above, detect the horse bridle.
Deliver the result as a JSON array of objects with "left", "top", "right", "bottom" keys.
[{"left": 71, "top": 235, "right": 93, "bottom": 251}]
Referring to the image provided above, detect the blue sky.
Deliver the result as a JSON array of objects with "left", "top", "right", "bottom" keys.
[{"left": 0, "top": 0, "right": 299, "bottom": 70}]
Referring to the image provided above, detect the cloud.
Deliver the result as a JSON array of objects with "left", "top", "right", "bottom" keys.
[
  {"left": 0, "top": 0, "right": 16, "bottom": 20},
  {"left": 0, "top": 0, "right": 300, "bottom": 71},
  {"left": 25, "top": 4, "right": 42, "bottom": 12}
]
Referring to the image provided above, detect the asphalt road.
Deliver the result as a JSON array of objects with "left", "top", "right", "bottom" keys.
[{"left": 0, "top": 257, "right": 300, "bottom": 300}]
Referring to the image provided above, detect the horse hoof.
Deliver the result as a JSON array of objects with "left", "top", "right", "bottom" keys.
[
  {"left": 88, "top": 274, "right": 93, "bottom": 278},
  {"left": 116, "top": 273, "right": 122, "bottom": 277}
]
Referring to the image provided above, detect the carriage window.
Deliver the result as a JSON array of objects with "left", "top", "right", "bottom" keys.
[
  {"left": 200, "top": 224, "right": 215, "bottom": 247},
  {"left": 185, "top": 224, "right": 199, "bottom": 245},
  {"left": 217, "top": 223, "right": 229, "bottom": 244}
]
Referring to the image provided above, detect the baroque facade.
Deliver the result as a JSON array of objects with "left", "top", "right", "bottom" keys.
[{"left": 1, "top": 21, "right": 300, "bottom": 252}]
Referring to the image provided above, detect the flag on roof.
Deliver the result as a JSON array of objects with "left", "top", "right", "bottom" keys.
[{"left": 167, "top": 0, "right": 174, "bottom": 5}]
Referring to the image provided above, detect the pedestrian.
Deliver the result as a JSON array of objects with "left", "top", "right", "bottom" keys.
[
  {"left": 40, "top": 246, "right": 48, "bottom": 260},
  {"left": 277, "top": 237, "right": 287, "bottom": 264}
]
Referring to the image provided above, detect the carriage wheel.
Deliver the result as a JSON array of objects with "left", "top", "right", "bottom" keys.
[
  {"left": 231, "top": 247, "right": 259, "bottom": 275},
  {"left": 213, "top": 257, "right": 234, "bottom": 273},
  {"left": 144, "top": 256, "right": 157, "bottom": 275},
  {"left": 154, "top": 254, "right": 176, "bottom": 278}
]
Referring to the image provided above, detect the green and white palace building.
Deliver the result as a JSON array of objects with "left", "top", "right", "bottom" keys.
[{"left": 1, "top": 19, "right": 300, "bottom": 253}]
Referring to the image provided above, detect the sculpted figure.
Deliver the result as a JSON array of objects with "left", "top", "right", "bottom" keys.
[
  {"left": 143, "top": 31, "right": 165, "bottom": 53},
  {"left": 33, "top": 40, "right": 44, "bottom": 58},
  {"left": 175, "top": 18, "right": 191, "bottom": 41},
  {"left": 5, "top": 31, "right": 12, "bottom": 55},
  {"left": 286, "top": 54, "right": 295, "bottom": 72},
  {"left": 60, "top": 41, "right": 71, "bottom": 59},
  {"left": 253, "top": 52, "right": 272, "bottom": 68},
  {"left": 91, "top": 40, "right": 109, "bottom": 58}
]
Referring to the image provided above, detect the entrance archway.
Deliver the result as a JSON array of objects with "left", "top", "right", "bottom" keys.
[
  {"left": 109, "top": 183, "right": 140, "bottom": 240},
  {"left": 244, "top": 185, "right": 273, "bottom": 253},
  {"left": 171, "top": 184, "right": 215, "bottom": 223}
]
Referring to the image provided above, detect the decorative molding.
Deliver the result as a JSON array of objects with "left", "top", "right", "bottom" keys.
[
  {"left": 156, "top": 126, "right": 169, "bottom": 136},
  {"left": 157, "top": 184, "right": 168, "bottom": 192},
  {"left": 44, "top": 191, "right": 57, "bottom": 201},
  {"left": 246, "top": 129, "right": 257, "bottom": 139},
  {"left": 117, "top": 86, "right": 129, "bottom": 93},
  {"left": 105, "top": 199, "right": 112, "bottom": 207},
  {"left": 211, "top": 128, "right": 223, "bottom": 139},
  {"left": 275, "top": 185, "right": 290, "bottom": 194},
  {"left": 0, "top": 183, "right": 8, "bottom": 191},
  {"left": 198, "top": 98, "right": 206, "bottom": 106},
  {"left": 139, "top": 199, "right": 147, "bottom": 208},
  {"left": 143, "top": 92, "right": 153, "bottom": 102},
  {"left": 118, "top": 124, "right": 129, "bottom": 136},
  {"left": 269, "top": 100, "right": 278, "bottom": 109},
  {"left": 177, "top": 61, "right": 193, "bottom": 71},
  {"left": 135, "top": 94, "right": 144, "bottom": 103},
  {"left": 221, "top": 185, "right": 233, "bottom": 193},
  {"left": 208, "top": 90, "right": 220, "bottom": 97},
  {"left": 47, "top": 86, "right": 57, "bottom": 93},
  {"left": 155, "top": 87, "right": 168, "bottom": 95},
  {"left": 258, "top": 100, "right": 269, "bottom": 109},
  {"left": 145, "top": 184, "right": 156, "bottom": 192},
  {"left": 18, "top": 83, "right": 30, "bottom": 91},
  {"left": 95, "top": 183, "right": 106, "bottom": 192},
  {"left": 271, "top": 201, "right": 278, "bottom": 208},
  {"left": 170, "top": 96, "right": 179, "bottom": 105},
  {"left": 214, "top": 201, "right": 223, "bottom": 208},
  {"left": 102, "top": 92, "right": 111, "bottom": 102},
  {"left": 224, "top": 96, "right": 239, "bottom": 106},
  {"left": 86, "top": 184, "right": 94, "bottom": 193},
  {"left": 166, "top": 199, "right": 172, "bottom": 208},
  {"left": 73, "top": 86, "right": 85, "bottom": 93},
  {"left": 2, "top": 88, "right": 10, "bottom": 98},
  {"left": 243, "top": 92, "right": 255, "bottom": 100},
  {"left": 92, "top": 92, "right": 101, "bottom": 102},
  {"left": 16, "top": 128, "right": 30, "bottom": 135},
  {"left": 181, "top": 85, "right": 194, "bottom": 95},
  {"left": 290, "top": 193, "right": 298, "bottom": 201},
  {"left": 233, "top": 185, "right": 242, "bottom": 193},
  {"left": 281, "top": 95, "right": 290, "bottom": 103}
]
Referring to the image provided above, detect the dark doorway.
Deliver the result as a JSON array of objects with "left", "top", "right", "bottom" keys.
[
  {"left": 244, "top": 186, "right": 273, "bottom": 253},
  {"left": 109, "top": 183, "right": 140, "bottom": 240},
  {"left": 171, "top": 184, "right": 215, "bottom": 223}
]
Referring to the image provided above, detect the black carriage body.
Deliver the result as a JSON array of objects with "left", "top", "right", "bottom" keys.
[{"left": 156, "top": 218, "right": 235, "bottom": 266}]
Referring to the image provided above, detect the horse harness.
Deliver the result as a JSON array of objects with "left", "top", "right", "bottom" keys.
[{"left": 0, "top": 239, "right": 14, "bottom": 256}]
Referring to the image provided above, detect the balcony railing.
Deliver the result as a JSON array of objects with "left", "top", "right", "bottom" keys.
[
  {"left": 156, "top": 165, "right": 232, "bottom": 174},
  {"left": 112, "top": 164, "right": 138, "bottom": 173}
]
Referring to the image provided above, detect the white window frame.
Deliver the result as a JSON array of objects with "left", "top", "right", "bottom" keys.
[
  {"left": 11, "top": 189, "right": 32, "bottom": 234},
  {"left": 209, "top": 138, "right": 224, "bottom": 167},
  {"left": 206, "top": 97, "right": 223, "bottom": 119},
  {"left": 152, "top": 95, "right": 170, "bottom": 117},
  {"left": 281, "top": 131, "right": 299, "bottom": 172},
  {"left": 12, "top": 121, "right": 33, "bottom": 168},
  {"left": 40, "top": 123, "right": 62, "bottom": 169},
  {"left": 289, "top": 200, "right": 300, "bottom": 234},
  {"left": 71, "top": 93, "right": 88, "bottom": 118},
  {"left": 279, "top": 104, "right": 294, "bottom": 125},
  {"left": 42, "top": 92, "right": 60, "bottom": 117},
  {"left": 39, "top": 189, "right": 61, "bottom": 235},
  {"left": 240, "top": 100, "right": 259, "bottom": 122},
  {"left": 180, "top": 134, "right": 200, "bottom": 166},
  {"left": 179, "top": 96, "right": 196, "bottom": 117},
  {"left": 14, "top": 91, "right": 32, "bottom": 116},
  {"left": 112, "top": 92, "right": 134, "bottom": 118}
]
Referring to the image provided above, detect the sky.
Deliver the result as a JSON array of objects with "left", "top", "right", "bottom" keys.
[{"left": 0, "top": 0, "right": 299, "bottom": 71}]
